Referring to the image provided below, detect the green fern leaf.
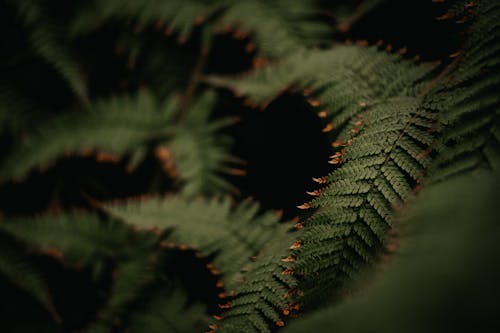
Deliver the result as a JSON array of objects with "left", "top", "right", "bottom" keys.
[
  {"left": 283, "top": 171, "right": 500, "bottom": 333},
  {"left": 106, "top": 196, "right": 292, "bottom": 291},
  {"left": 0, "top": 240, "right": 60, "bottom": 323},
  {"left": 69, "top": 0, "right": 331, "bottom": 58},
  {"left": 429, "top": 0, "right": 500, "bottom": 181}
]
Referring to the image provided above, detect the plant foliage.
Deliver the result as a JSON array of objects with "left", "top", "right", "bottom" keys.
[{"left": 0, "top": 0, "right": 498, "bottom": 332}]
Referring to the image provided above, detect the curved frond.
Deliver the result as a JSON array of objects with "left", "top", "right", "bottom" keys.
[
  {"left": 106, "top": 196, "right": 292, "bottom": 291},
  {"left": 429, "top": 0, "right": 500, "bottom": 181},
  {"left": 70, "top": 0, "right": 331, "bottom": 58},
  {"left": 283, "top": 172, "right": 500, "bottom": 333}
]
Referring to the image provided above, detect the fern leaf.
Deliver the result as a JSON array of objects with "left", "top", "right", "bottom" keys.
[
  {"left": 0, "top": 240, "right": 60, "bottom": 323},
  {"left": 0, "top": 90, "right": 173, "bottom": 182},
  {"left": 105, "top": 196, "right": 292, "bottom": 291},
  {"left": 166, "top": 91, "right": 238, "bottom": 197},
  {"left": 207, "top": 46, "right": 437, "bottom": 333},
  {"left": 282, "top": 172, "right": 500, "bottom": 333},
  {"left": 70, "top": 0, "right": 331, "bottom": 58},
  {"left": 0, "top": 213, "right": 158, "bottom": 333},
  {"left": 8, "top": 0, "right": 89, "bottom": 104},
  {"left": 0, "top": 90, "right": 234, "bottom": 196},
  {"left": 125, "top": 285, "right": 209, "bottom": 333},
  {"left": 429, "top": 0, "right": 500, "bottom": 181},
  {"left": 207, "top": 45, "right": 434, "bottom": 133}
]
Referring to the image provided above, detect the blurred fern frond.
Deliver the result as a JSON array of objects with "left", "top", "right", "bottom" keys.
[{"left": 69, "top": 0, "right": 331, "bottom": 58}]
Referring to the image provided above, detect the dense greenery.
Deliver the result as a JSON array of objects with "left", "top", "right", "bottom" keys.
[{"left": 0, "top": 0, "right": 498, "bottom": 332}]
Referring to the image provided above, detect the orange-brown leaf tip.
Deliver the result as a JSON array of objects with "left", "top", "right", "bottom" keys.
[
  {"left": 164, "top": 26, "right": 173, "bottom": 36},
  {"left": 297, "top": 203, "right": 311, "bottom": 210},
  {"left": 437, "top": 13, "right": 454, "bottom": 20},
  {"left": 359, "top": 101, "right": 368, "bottom": 108},
  {"left": 312, "top": 176, "right": 328, "bottom": 184},
  {"left": 216, "top": 280, "right": 224, "bottom": 288},
  {"left": 281, "top": 255, "right": 295, "bottom": 263},
  {"left": 154, "top": 20, "right": 164, "bottom": 30},
  {"left": 211, "top": 268, "right": 221, "bottom": 275},
  {"left": 331, "top": 140, "right": 343, "bottom": 147},
  {"left": 356, "top": 39, "right": 368, "bottom": 47},
  {"left": 303, "top": 88, "right": 313, "bottom": 96},
  {"left": 284, "top": 289, "right": 295, "bottom": 298},
  {"left": 209, "top": 324, "right": 218, "bottom": 330},
  {"left": 350, "top": 127, "right": 361, "bottom": 135},
  {"left": 322, "top": 124, "right": 334, "bottom": 132},
  {"left": 195, "top": 15, "right": 205, "bottom": 25},
  {"left": 337, "top": 23, "right": 350, "bottom": 33},
  {"left": 291, "top": 216, "right": 300, "bottom": 223},
  {"left": 292, "top": 303, "right": 300, "bottom": 311},
  {"left": 178, "top": 244, "right": 189, "bottom": 251},
  {"left": 133, "top": 24, "right": 143, "bottom": 34},
  {"left": 294, "top": 222, "right": 304, "bottom": 230},
  {"left": 245, "top": 42, "right": 255, "bottom": 53},
  {"left": 328, "top": 157, "right": 342, "bottom": 165},
  {"left": 154, "top": 146, "right": 171, "bottom": 161},
  {"left": 276, "top": 320, "right": 285, "bottom": 327},
  {"left": 307, "top": 98, "right": 321, "bottom": 107},
  {"left": 252, "top": 57, "right": 269, "bottom": 69},
  {"left": 318, "top": 111, "right": 328, "bottom": 118},
  {"left": 376, "top": 39, "right": 384, "bottom": 47},
  {"left": 96, "top": 152, "right": 120, "bottom": 163},
  {"left": 218, "top": 292, "right": 226, "bottom": 299},
  {"left": 449, "top": 50, "right": 463, "bottom": 58},
  {"left": 206, "top": 263, "right": 214, "bottom": 270},
  {"left": 233, "top": 30, "right": 248, "bottom": 40},
  {"left": 160, "top": 241, "right": 176, "bottom": 249},
  {"left": 42, "top": 247, "right": 64, "bottom": 260},
  {"left": 398, "top": 47, "right": 408, "bottom": 55},
  {"left": 177, "top": 35, "right": 187, "bottom": 44},
  {"left": 283, "top": 308, "right": 290, "bottom": 316},
  {"left": 228, "top": 168, "right": 247, "bottom": 176},
  {"left": 465, "top": 2, "right": 475, "bottom": 8},
  {"left": 274, "top": 209, "right": 284, "bottom": 217},
  {"left": 213, "top": 315, "right": 222, "bottom": 321},
  {"left": 385, "top": 44, "right": 393, "bottom": 52},
  {"left": 289, "top": 240, "right": 303, "bottom": 250},
  {"left": 218, "top": 302, "right": 231, "bottom": 309},
  {"left": 297, "top": 289, "right": 305, "bottom": 297}
]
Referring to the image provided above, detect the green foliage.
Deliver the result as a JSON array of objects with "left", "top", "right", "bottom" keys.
[
  {"left": 70, "top": 0, "right": 331, "bottom": 58},
  {"left": 0, "top": 240, "right": 59, "bottom": 322},
  {"left": 106, "top": 196, "right": 293, "bottom": 290},
  {"left": 428, "top": 1, "right": 500, "bottom": 181},
  {"left": 7, "top": 0, "right": 89, "bottom": 104},
  {"left": 283, "top": 171, "right": 500, "bottom": 333},
  {"left": 0, "top": 0, "right": 499, "bottom": 333}
]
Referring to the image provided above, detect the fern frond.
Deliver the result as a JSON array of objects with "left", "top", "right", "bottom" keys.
[
  {"left": 207, "top": 45, "right": 434, "bottom": 133},
  {"left": 282, "top": 172, "right": 500, "bottom": 333},
  {"left": 0, "top": 213, "right": 157, "bottom": 333},
  {"left": 106, "top": 196, "right": 292, "bottom": 291},
  {"left": 8, "top": 0, "right": 89, "bottom": 104},
  {"left": 70, "top": 0, "right": 331, "bottom": 58},
  {"left": 429, "top": 0, "right": 500, "bottom": 181},
  {"left": 0, "top": 240, "right": 59, "bottom": 323},
  {"left": 206, "top": 46, "right": 437, "bottom": 333},
  {"left": 166, "top": 91, "right": 237, "bottom": 197},
  {"left": 125, "top": 285, "right": 209, "bottom": 333},
  {"left": 0, "top": 90, "right": 234, "bottom": 196},
  {"left": 0, "top": 90, "right": 174, "bottom": 182}
]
